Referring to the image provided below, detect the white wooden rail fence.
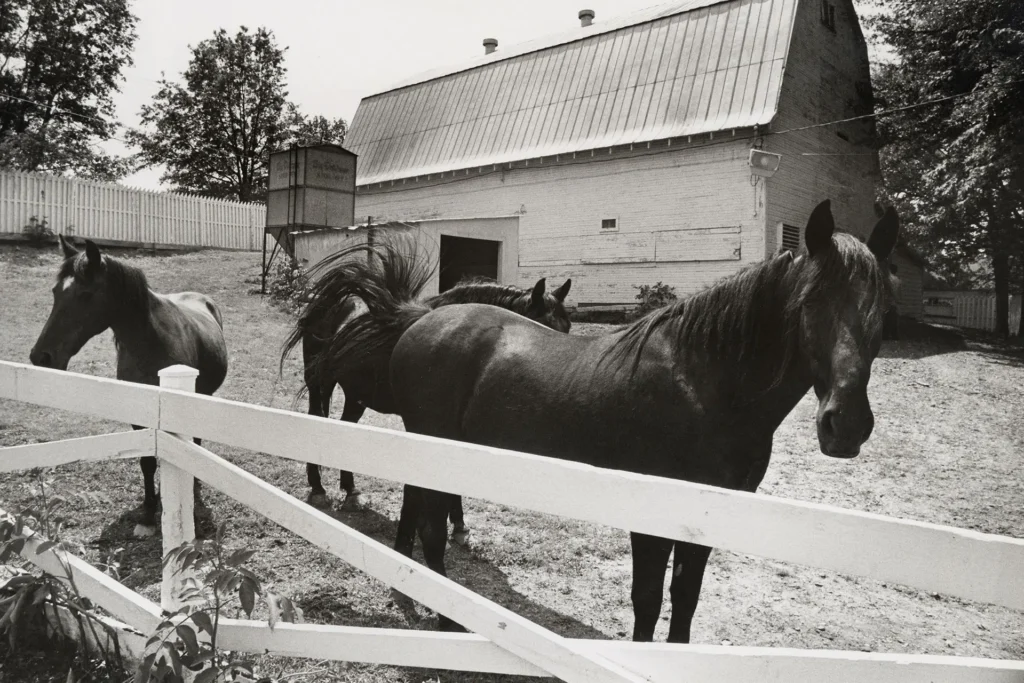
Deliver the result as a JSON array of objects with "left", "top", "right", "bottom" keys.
[
  {"left": 0, "top": 169, "right": 265, "bottom": 251},
  {"left": 0, "top": 359, "right": 1022, "bottom": 682}
]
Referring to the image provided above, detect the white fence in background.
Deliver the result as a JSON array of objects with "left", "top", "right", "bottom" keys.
[
  {"left": 924, "top": 290, "right": 1023, "bottom": 333},
  {"left": 0, "top": 169, "right": 265, "bottom": 251},
  {"left": 0, "top": 359, "right": 1023, "bottom": 682}
]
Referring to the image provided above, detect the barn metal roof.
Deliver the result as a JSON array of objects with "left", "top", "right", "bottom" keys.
[{"left": 346, "top": 0, "right": 798, "bottom": 186}]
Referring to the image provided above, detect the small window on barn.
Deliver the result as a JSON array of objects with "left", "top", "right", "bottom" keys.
[
  {"left": 820, "top": 0, "right": 836, "bottom": 32},
  {"left": 601, "top": 218, "right": 618, "bottom": 231},
  {"left": 781, "top": 224, "right": 801, "bottom": 253}
]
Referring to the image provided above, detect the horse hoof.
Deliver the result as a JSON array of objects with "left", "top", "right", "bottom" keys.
[
  {"left": 451, "top": 528, "right": 472, "bottom": 547},
  {"left": 308, "top": 493, "right": 331, "bottom": 509},
  {"left": 341, "top": 492, "right": 369, "bottom": 511},
  {"left": 133, "top": 524, "right": 157, "bottom": 538}
]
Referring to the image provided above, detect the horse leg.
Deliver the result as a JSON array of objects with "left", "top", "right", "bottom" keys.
[
  {"left": 666, "top": 541, "right": 713, "bottom": 644},
  {"left": 305, "top": 381, "right": 331, "bottom": 508},
  {"left": 135, "top": 446, "right": 159, "bottom": 538},
  {"left": 338, "top": 399, "right": 369, "bottom": 510},
  {"left": 193, "top": 437, "right": 209, "bottom": 519},
  {"left": 418, "top": 488, "right": 465, "bottom": 632},
  {"left": 629, "top": 532, "right": 674, "bottom": 641},
  {"left": 394, "top": 484, "right": 421, "bottom": 558},
  {"left": 449, "top": 496, "right": 471, "bottom": 547}
]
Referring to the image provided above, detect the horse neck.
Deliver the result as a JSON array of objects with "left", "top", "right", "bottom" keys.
[
  {"left": 667, "top": 263, "right": 813, "bottom": 425},
  {"left": 108, "top": 288, "right": 159, "bottom": 353}
]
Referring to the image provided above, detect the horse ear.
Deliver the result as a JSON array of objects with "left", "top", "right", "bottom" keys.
[
  {"left": 553, "top": 278, "right": 572, "bottom": 303},
  {"left": 804, "top": 200, "right": 835, "bottom": 256},
  {"left": 58, "top": 234, "right": 78, "bottom": 260},
  {"left": 84, "top": 239, "right": 102, "bottom": 270},
  {"left": 530, "top": 278, "right": 547, "bottom": 309},
  {"left": 867, "top": 206, "right": 900, "bottom": 260}
]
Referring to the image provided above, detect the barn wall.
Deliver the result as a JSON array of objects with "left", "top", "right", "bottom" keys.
[
  {"left": 293, "top": 228, "right": 369, "bottom": 273},
  {"left": 292, "top": 217, "right": 519, "bottom": 298},
  {"left": 890, "top": 249, "right": 924, "bottom": 320},
  {"left": 764, "top": 0, "right": 881, "bottom": 251},
  {"left": 356, "top": 141, "right": 765, "bottom": 306}
]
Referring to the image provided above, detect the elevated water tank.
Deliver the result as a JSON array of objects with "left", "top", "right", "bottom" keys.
[{"left": 262, "top": 144, "right": 357, "bottom": 292}]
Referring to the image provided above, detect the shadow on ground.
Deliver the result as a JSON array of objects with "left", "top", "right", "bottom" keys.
[{"left": 303, "top": 503, "right": 610, "bottom": 641}]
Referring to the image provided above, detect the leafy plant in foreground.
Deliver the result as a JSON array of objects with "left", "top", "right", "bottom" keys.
[
  {"left": 0, "top": 471, "right": 125, "bottom": 680},
  {"left": 137, "top": 521, "right": 303, "bottom": 683}
]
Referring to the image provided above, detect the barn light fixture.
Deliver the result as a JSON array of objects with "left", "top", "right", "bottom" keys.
[{"left": 749, "top": 149, "right": 782, "bottom": 178}]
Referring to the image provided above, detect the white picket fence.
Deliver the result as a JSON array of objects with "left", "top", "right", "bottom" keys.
[
  {"left": 924, "top": 290, "right": 1023, "bottom": 333},
  {"left": 0, "top": 169, "right": 266, "bottom": 251},
  {"left": 1, "top": 359, "right": 1023, "bottom": 682}
]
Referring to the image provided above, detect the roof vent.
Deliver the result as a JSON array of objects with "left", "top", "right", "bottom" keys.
[
  {"left": 579, "top": 9, "right": 595, "bottom": 27},
  {"left": 483, "top": 38, "right": 498, "bottom": 55}
]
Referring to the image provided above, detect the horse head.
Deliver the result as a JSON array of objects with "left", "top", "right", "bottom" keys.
[
  {"left": 527, "top": 277, "right": 573, "bottom": 333},
  {"left": 797, "top": 200, "right": 899, "bottom": 458},
  {"left": 30, "top": 236, "right": 119, "bottom": 370}
]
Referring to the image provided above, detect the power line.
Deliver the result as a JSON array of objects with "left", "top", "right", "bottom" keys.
[
  {"left": 0, "top": 92, "right": 138, "bottom": 145},
  {"left": 772, "top": 76, "right": 1024, "bottom": 137},
  {"left": 368, "top": 75, "right": 1024, "bottom": 194}
]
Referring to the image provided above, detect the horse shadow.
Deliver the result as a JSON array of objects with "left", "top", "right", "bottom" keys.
[
  {"left": 307, "top": 504, "right": 611, "bottom": 642},
  {"left": 92, "top": 501, "right": 219, "bottom": 593}
]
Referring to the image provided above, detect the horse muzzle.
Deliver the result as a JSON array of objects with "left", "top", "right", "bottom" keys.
[
  {"left": 29, "top": 348, "right": 69, "bottom": 371},
  {"left": 816, "top": 403, "right": 873, "bottom": 459}
]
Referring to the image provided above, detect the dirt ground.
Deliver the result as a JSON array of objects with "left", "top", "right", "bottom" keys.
[{"left": 1, "top": 244, "right": 1022, "bottom": 682}]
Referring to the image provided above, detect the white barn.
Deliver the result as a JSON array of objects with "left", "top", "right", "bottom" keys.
[{"left": 344, "top": 0, "right": 924, "bottom": 317}]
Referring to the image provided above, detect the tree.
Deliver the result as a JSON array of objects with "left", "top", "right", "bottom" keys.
[
  {"left": 129, "top": 27, "right": 348, "bottom": 203},
  {"left": 0, "top": 0, "right": 137, "bottom": 180},
  {"left": 129, "top": 26, "right": 290, "bottom": 202},
  {"left": 870, "top": 0, "right": 1024, "bottom": 336},
  {"left": 283, "top": 107, "right": 347, "bottom": 147}
]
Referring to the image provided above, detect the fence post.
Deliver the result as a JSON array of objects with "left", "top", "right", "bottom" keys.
[{"left": 158, "top": 365, "right": 200, "bottom": 613}]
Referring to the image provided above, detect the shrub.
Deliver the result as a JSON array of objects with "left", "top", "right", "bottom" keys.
[
  {"left": 633, "top": 281, "right": 678, "bottom": 317},
  {"left": 21, "top": 216, "right": 54, "bottom": 246},
  {"left": 140, "top": 522, "right": 303, "bottom": 683},
  {"left": 246, "top": 257, "right": 314, "bottom": 314},
  {"left": 0, "top": 472, "right": 128, "bottom": 681}
]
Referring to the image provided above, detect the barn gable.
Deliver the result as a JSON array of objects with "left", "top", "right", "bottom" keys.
[{"left": 347, "top": 0, "right": 799, "bottom": 186}]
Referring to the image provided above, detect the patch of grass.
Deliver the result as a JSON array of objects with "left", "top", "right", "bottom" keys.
[{"left": 1, "top": 244, "right": 1023, "bottom": 680}]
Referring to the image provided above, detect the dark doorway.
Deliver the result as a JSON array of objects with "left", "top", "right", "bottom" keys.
[{"left": 439, "top": 235, "right": 500, "bottom": 292}]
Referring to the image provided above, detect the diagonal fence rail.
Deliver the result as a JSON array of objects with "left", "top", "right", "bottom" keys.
[{"left": 1, "top": 359, "right": 1023, "bottom": 682}]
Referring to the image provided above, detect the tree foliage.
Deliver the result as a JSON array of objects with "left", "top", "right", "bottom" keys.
[
  {"left": 283, "top": 107, "right": 347, "bottom": 148},
  {"left": 129, "top": 26, "right": 347, "bottom": 203},
  {"left": 870, "top": 0, "right": 1024, "bottom": 335},
  {"left": 0, "top": 0, "right": 137, "bottom": 179}
]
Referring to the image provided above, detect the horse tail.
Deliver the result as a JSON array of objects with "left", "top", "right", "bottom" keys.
[{"left": 278, "top": 230, "right": 436, "bottom": 378}]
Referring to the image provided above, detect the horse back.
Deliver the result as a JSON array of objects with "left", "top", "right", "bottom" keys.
[
  {"left": 137, "top": 292, "right": 229, "bottom": 395},
  {"left": 390, "top": 304, "right": 766, "bottom": 486}
]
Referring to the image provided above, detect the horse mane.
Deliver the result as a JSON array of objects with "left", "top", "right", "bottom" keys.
[
  {"left": 58, "top": 251, "right": 151, "bottom": 316},
  {"left": 607, "top": 232, "right": 894, "bottom": 385},
  {"left": 429, "top": 279, "right": 533, "bottom": 315}
]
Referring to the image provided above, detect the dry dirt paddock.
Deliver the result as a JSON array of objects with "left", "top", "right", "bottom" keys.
[{"left": 0, "top": 244, "right": 1022, "bottom": 682}]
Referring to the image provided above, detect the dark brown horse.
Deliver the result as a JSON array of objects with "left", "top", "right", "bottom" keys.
[
  {"left": 282, "top": 235, "right": 571, "bottom": 542},
  {"left": 354, "top": 200, "right": 898, "bottom": 640},
  {"left": 30, "top": 237, "right": 228, "bottom": 537}
]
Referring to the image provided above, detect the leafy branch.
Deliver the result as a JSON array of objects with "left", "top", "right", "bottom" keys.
[{"left": 137, "top": 521, "right": 303, "bottom": 683}]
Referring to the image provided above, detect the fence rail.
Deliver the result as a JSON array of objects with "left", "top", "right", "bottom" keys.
[
  {"left": 1, "top": 359, "right": 1023, "bottom": 682},
  {"left": 0, "top": 169, "right": 265, "bottom": 251}
]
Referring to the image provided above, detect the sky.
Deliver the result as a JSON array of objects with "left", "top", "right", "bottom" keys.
[{"left": 107, "top": 0, "right": 884, "bottom": 190}]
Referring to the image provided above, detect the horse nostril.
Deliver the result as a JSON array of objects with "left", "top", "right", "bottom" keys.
[
  {"left": 822, "top": 409, "right": 840, "bottom": 437},
  {"left": 30, "top": 350, "right": 52, "bottom": 367}
]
